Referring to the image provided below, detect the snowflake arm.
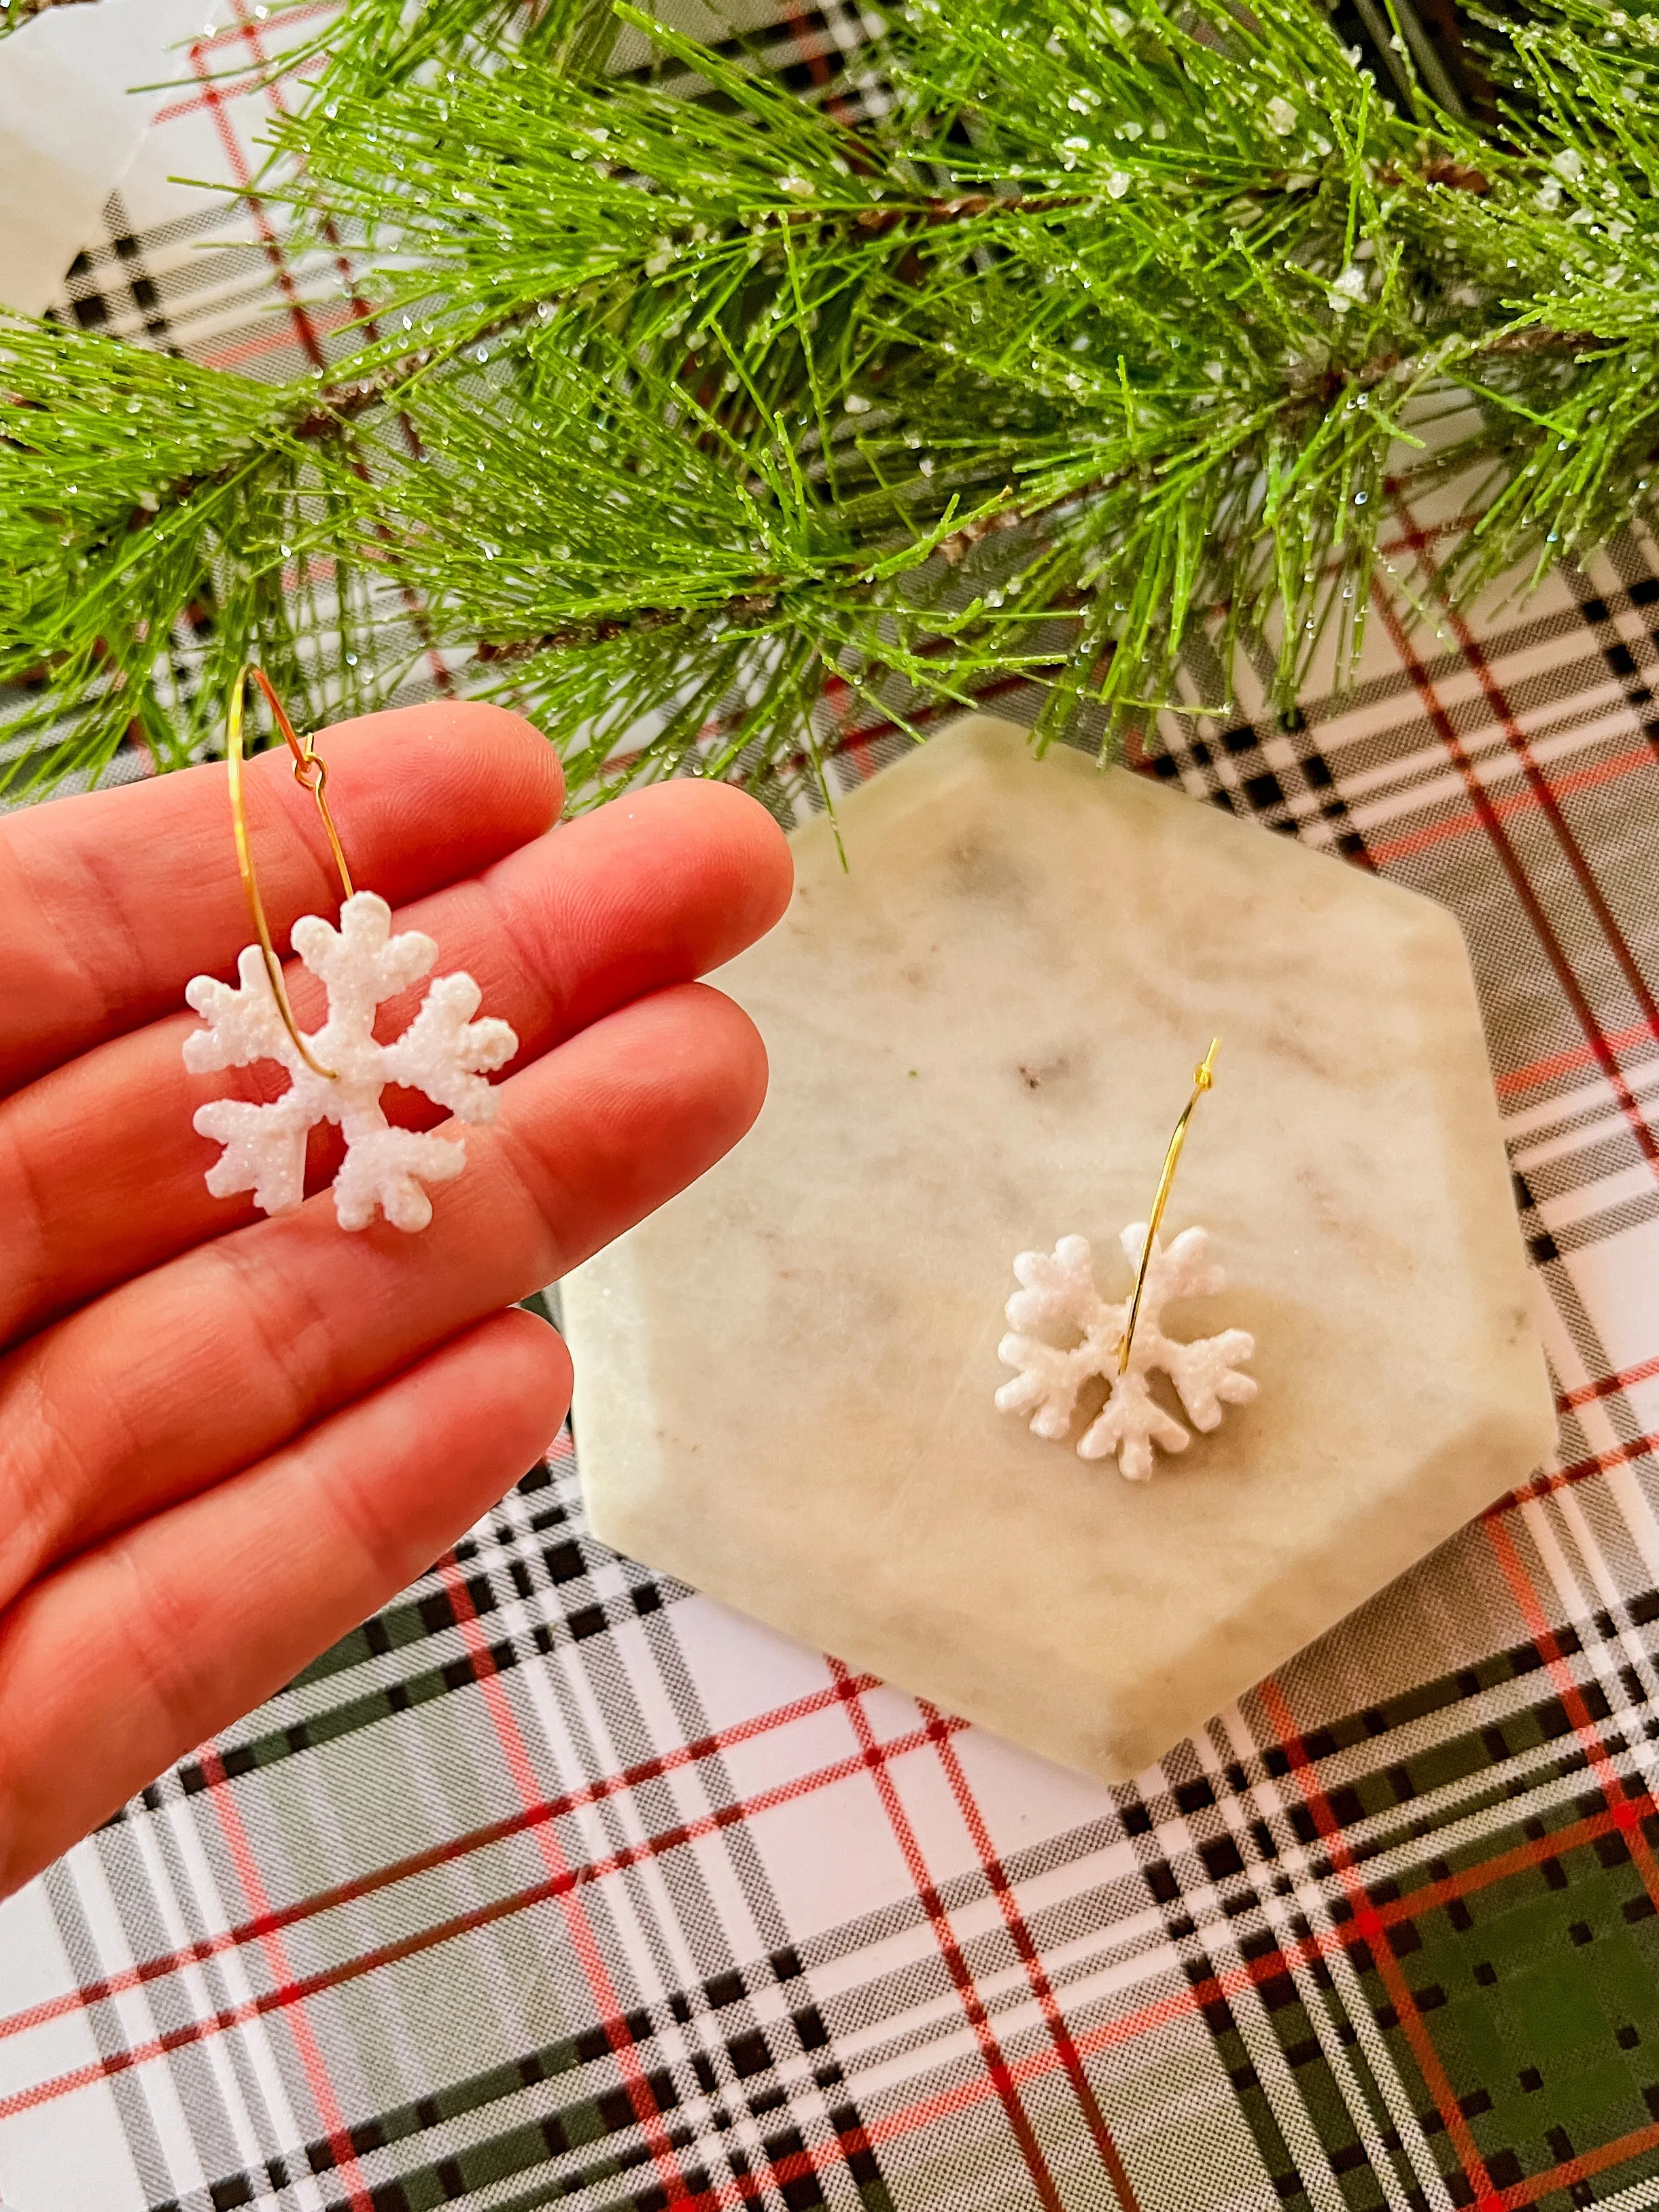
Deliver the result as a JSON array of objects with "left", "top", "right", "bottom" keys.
[
  {"left": 994, "top": 1333, "right": 1098, "bottom": 1440},
  {"left": 379, "top": 971, "right": 519, "bottom": 1122},
  {"left": 1078, "top": 1370, "right": 1190, "bottom": 1483},
  {"left": 332, "top": 1124, "right": 468, "bottom": 1233},
  {"left": 1002, "top": 1235, "right": 1113, "bottom": 1336},
  {"left": 1155, "top": 1326, "right": 1259, "bottom": 1432},
  {"left": 182, "top": 946, "right": 301, "bottom": 1077},
  {"left": 191, "top": 1090, "right": 315, "bottom": 1215},
  {"left": 291, "top": 895, "right": 438, "bottom": 1017},
  {"left": 994, "top": 1236, "right": 1125, "bottom": 1440},
  {"left": 1121, "top": 1222, "right": 1257, "bottom": 1432},
  {"left": 1120, "top": 1221, "right": 1225, "bottom": 1305},
  {"left": 184, "top": 944, "right": 320, "bottom": 1215}
]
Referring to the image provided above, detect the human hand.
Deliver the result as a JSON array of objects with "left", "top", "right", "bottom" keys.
[{"left": 0, "top": 704, "right": 792, "bottom": 1895}]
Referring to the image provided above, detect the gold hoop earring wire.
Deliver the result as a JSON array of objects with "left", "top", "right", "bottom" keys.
[
  {"left": 224, "top": 665, "right": 355, "bottom": 1082},
  {"left": 1118, "top": 1037, "right": 1221, "bottom": 1375}
]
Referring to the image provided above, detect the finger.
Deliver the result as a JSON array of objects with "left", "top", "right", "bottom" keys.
[
  {"left": 1, "top": 981, "right": 765, "bottom": 1596},
  {"left": 0, "top": 1306, "right": 570, "bottom": 1901},
  {"left": 0, "top": 699, "right": 563, "bottom": 1095},
  {"left": 0, "top": 778, "right": 790, "bottom": 1343}
]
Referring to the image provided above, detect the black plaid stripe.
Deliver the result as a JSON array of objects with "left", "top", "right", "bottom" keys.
[
  {"left": 49, "top": 195, "right": 319, "bottom": 364},
  {"left": 80, "top": 1453, "right": 675, "bottom": 1820},
  {"left": 47, "top": 1430, "right": 911, "bottom": 2212},
  {"left": 58, "top": 196, "right": 173, "bottom": 347},
  {"left": 143, "top": 1958, "right": 887, "bottom": 2212},
  {"left": 1512, "top": 1157, "right": 1659, "bottom": 1260},
  {"left": 3, "top": 588, "right": 249, "bottom": 807},
  {"left": 1559, "top": 528, "right": 1659, "bottom": 767},
  {"left": 28, "top": 1399, "right": 1659, "bottom": 2209},
  {"left": 1118, "top": 1612, "right": 1659, "bottom": 2207},
  {"left": 1142, "top": 704, "right": 1376, "bottom": 864},
  {"left": 672, "top": 1, "right": 896, "bottom": 125}
]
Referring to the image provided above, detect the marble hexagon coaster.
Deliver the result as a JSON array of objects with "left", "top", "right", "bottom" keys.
[{"left": 561, "top": 718, "right": 1556, "bottom": 1782}]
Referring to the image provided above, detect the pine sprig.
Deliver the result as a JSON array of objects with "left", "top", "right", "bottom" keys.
[{"left": 8, "top": 0, "right": 1659, "bottom": 801}]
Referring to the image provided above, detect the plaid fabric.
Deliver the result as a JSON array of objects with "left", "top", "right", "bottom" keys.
[{"left": 4, "top": 10, "right": 1659, "bottom": 2212}]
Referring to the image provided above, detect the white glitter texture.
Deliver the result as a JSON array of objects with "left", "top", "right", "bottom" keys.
[
  {"left": 994, "top": 1224, "right": 1257, "bottom": 1481},
  {"left": 184, "top": 891, "right": 518, "bottom": 1232}
]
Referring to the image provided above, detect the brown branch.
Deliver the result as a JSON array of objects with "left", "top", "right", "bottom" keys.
[
  {"left": 124, "top": 165, "right": 1531, "bottom": 522},
  {"left": 124, "top": 317, "right": 507, "bottom": 530},
  {"left": 103, "top": 174, "right": 1622, "bottom": 598},
  {"left": 464, "top": 319, "right": 1635, "bottom": 666},
  {"left": 292, "top": 355, "right": 438, "bottom": 440},
  {"left": 848, "top": 191, "right": 1080, "bottom": 237},
  {"left": 1380, "top": 156, "right": 1492, "bottom": 193},
  {"left": 937, "top": 503, "right": 1023, "bottom": 566},
  {"left": 1478, "top": 326, "right": 1610, "bottom": 354},
  {"left": 474, "top": 591, "right": 781, "bottom": 663}
]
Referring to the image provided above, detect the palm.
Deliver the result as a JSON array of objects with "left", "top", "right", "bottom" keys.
[{"left": 0, "top": 702, "right": 791, "bottom": 1897}]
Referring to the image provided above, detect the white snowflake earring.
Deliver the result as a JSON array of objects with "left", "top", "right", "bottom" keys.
[
  {"left": 183, "top": 668, "right": 519, "bottom": 1232},
  {"left": 995, "top": 1039, "right": 1257, "bottom": 1481}
]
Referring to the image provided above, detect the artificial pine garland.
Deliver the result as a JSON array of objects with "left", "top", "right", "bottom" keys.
[{"left": 2, "top": 0, "right": 1656, "bottom": 803}]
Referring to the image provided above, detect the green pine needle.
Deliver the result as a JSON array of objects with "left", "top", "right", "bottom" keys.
[{"left": 5, "top": 0, "right": 1659, "bottom": 801}]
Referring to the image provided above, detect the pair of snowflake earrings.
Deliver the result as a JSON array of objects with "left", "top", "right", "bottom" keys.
[
  {"left": 184, "top": 668, "right": 518, "bottom": 1232},
  {"left": 995, "top": 1040, "right": 1258, "bottom": 1482}
]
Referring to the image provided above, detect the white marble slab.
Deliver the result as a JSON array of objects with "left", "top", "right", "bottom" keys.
[{"left": 562, "top": 719, "right": 1557, "bottom": 1781}]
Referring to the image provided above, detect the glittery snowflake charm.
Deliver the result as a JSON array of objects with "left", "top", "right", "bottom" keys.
[
  {"left": 994, "top": 1225, "right": 1257, "bottom": 1481},
  {"left": 184, "top": 891, "right": 519, "bottom": 1232}
]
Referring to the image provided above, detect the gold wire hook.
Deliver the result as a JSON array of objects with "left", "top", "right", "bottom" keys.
[
  {"left": 224, "top": 666, "right": 355, "bottom": 1082},
  {"left": 1118, "top": 1037, "right": 1221, "bottom": 1375}
]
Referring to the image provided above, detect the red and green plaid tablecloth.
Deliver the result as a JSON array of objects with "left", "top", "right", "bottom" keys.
[{"left": 3, "top": 10, "right": 1659, "bottom": 2211}]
